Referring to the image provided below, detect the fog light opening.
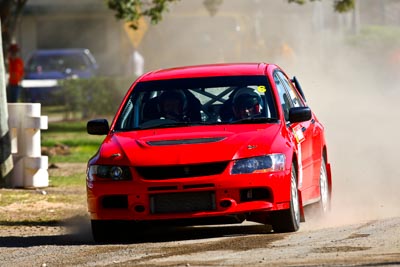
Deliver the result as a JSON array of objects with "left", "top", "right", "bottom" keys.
[
  {"left": 134, "top": 205, "right": 145, "bottom": 212},
  {"left": 220, "top": 199, "right": 232, "bottom": 208}
]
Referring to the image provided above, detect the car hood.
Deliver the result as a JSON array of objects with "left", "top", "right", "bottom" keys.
[{"left": 96, "top": 124, "right": 282, "bottom": 166}]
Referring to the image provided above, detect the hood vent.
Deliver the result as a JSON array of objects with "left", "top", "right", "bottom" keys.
[{"left": 146, "top": 137, "right": 226, "bottom": 146}]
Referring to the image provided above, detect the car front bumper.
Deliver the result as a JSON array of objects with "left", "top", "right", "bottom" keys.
[{"left": 86, "top": 168, "right": 292, "bottom": 222}]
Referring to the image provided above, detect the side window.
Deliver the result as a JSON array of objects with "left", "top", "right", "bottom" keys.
[
  {"left": 277, "top": 72, "right": 304, "bottom": 108},
  {"left": 273, "top": 72, "right": 291, "bottom": 121}
]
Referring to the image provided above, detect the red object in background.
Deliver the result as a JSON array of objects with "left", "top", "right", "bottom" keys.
[
  {"left": 85, "top": 63, "right": 332, "bottom": 242},
  {"left": 8, "top": 44, "right": 24, "bottom": 86},
  {"left": 8, "top": 57, "right": 24, "bottom": 85}
]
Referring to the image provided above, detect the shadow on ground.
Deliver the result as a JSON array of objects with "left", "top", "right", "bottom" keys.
[{"left": 0, "top": 215, "right": 280, "bottom": 247}]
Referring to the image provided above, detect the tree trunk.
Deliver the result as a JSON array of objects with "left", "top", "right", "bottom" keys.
[{"left": 0, "top": 20, "right": 13, "bottom": 186}]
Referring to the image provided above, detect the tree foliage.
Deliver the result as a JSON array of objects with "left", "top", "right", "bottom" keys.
[
  {"left": 0, "top": 0, "right": 28, "bottom": 53},
  {"left": 0, "top": 0, "right": 356, "bottom": 46},
  {"left": 288, "top": 0, "right": 355, "bottom": 12},
  {"left": 332, "top": 0, "right": 355, "bottom": 12},
  {"left": 107, "top": 0, "right": 180, "bottom": 29},
  {"left": 108, "top": 0, "right": 355, "bottom": 30}
]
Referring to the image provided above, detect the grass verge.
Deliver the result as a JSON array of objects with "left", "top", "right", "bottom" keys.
[
  {"left": 1, "top": 117, "right": 101, "bottom": 224},
  {"left": 42, "top": 119, "right": 104, "bottom": 163}
]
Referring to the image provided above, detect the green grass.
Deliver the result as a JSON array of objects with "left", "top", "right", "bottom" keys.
[
  {"left": 42, "top": 120, "right": 104, "bottom": 163},
  {"left": 0, "top": 117, "right": 102, "bottom": 222},
  {"left": 0, "top": 190, "right": 38, "bottom": 206},
  {"left": 47, "top": 146, "right": 100, "bottom": 163},
  {"left": 50, "top": 173, "right": 86, "bottom": 187},
  {"left": 42, "top": 105, "right": 66, "bottom": 114}
]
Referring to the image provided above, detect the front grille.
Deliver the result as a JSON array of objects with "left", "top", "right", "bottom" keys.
[
  {"left": 150, "top": 191, "right": 216, "bottom": 214},
  {"left": 136, "top": 162, "right": 228, "bottom": 180}
]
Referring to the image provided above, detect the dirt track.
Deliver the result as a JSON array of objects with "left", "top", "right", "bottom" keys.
[{"left": 0, "top": 214, "right": 399, "bottom": 266}]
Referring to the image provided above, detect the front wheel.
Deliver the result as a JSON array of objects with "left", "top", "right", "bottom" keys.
[
  {"left": 271, "top": 163, "right": 300, "bottom": 233},
  {"left": 91, "top": 220, "right": 132, "bottom": 243}
]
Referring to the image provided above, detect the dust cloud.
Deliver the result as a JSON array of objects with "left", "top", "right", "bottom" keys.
[{"left": 139, "top": 0, "right": 400, "bottom": 227}]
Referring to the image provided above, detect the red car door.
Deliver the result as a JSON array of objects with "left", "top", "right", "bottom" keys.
[{"left": 273, "top": 71, "right": 317, "bottom": 201}]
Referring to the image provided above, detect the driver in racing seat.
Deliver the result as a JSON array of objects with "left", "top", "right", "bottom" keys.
[
  {"left": 232, "top": 87, "right": 263, "bottom": 120},
  {"left": 158, "top": 90, "right": 188, "bottom": 122}
]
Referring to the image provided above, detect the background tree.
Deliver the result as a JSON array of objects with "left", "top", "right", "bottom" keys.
[
  {"left": 107, "top": 0, "right": 180, "bottom": 30},
  {"left": 0, "top": 0, "right": 28, "bottom": 54},
  {"left": 107, "top": 0, "right": 355, "bottom": 30},
  {"left": 288, "top": 0, "right": 354, "bottom": 12}
]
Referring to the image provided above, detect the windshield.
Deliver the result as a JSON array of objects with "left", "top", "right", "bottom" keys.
[
  {"left": 114, "top": 76, "right": 278, "bottom": 131},
  {"left": 27, "top": 53, "right": 91, "bottom": 72}
]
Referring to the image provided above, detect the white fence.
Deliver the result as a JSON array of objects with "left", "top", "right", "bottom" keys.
[{"left": 7, "top": 103, "right": 48, "bottom": 188}]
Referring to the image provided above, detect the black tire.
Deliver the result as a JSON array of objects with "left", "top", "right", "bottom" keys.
[
  {"left": 316, "top": 157, "right": 331, "bottom": 215},
  {"left": 271, "top": 164, "right": 300, "bottom": 233},
  {"left": 91, "top": 220, "right": 129, "bottom": 243},
  {"left": 91, "top": 220, "right": 111, "bottom": 243}
]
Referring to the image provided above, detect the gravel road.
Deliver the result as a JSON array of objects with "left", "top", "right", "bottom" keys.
[{"left": 0, "top": 214, "right": 399, "bottom": 266}]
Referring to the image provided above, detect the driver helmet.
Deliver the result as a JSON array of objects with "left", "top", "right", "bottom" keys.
[
  {"left": 158, "top": 90, "right": 188, "bottom": 120},
  {"left": 232, "top": 87, "right": 263, "bottom": 119}
]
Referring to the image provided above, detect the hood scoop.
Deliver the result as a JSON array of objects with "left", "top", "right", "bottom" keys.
[{"left": 146, "top": 137, "right": 226, "bottom": 146}]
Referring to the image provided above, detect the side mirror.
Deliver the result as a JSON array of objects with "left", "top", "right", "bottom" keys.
[
  {"left": 289, "top": 107, "right": 312, "bottom": 123},
  {"left": 87, "top": 119, "right": 109, "bottom": 135}
]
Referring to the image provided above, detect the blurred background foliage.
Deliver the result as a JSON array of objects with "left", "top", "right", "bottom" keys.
[
  {"left": 347, "top": 25, "right": 400, "bottom": 48},
  {"left": 59, "top": 77, "right": 131, "bottom": 119}
]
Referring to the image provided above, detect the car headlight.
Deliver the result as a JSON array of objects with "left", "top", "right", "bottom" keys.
[
  {"left": 87, "top": 165, "right": 132, "bottom": 181},
  {"left": 231, "top": 154, "right": 286, "bottom": 174}
]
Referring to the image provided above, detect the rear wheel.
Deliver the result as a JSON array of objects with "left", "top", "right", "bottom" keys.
[
  {"left": 317, "top": 157, "right": 330, "bottom": 214},
  {"left": 304, "top": 156, "right": 331, "bottom": 220},
  {"left": 271, "top": 164, "right": 300, "bottom": 233}
]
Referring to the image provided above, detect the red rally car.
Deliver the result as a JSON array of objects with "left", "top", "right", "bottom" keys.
[{"left": 86, "top": 63, "right": 332, "bottom": 242}]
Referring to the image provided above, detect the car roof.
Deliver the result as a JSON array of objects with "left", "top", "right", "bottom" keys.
[{"left": 139, "top": 63, "right": 272, "bottom": 81}]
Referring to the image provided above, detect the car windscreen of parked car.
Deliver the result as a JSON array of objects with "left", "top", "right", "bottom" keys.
[
  {"left": 25, "top": 49, "right": 98, "bottom": 79},
  {"left": 27, "top": 53, "right": 91, "bottom": 72},
  {"left": 114, "top": 75, "right": 279, "bottom": 131}
]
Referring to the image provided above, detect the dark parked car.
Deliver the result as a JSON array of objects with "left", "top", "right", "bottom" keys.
[{"left": 22, "top": 48, "right": 98, "bottom": 104}]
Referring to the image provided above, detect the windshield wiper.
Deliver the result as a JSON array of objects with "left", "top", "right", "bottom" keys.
[{"left": 229, "top": 117, "right": 279, "bottom": 124}]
